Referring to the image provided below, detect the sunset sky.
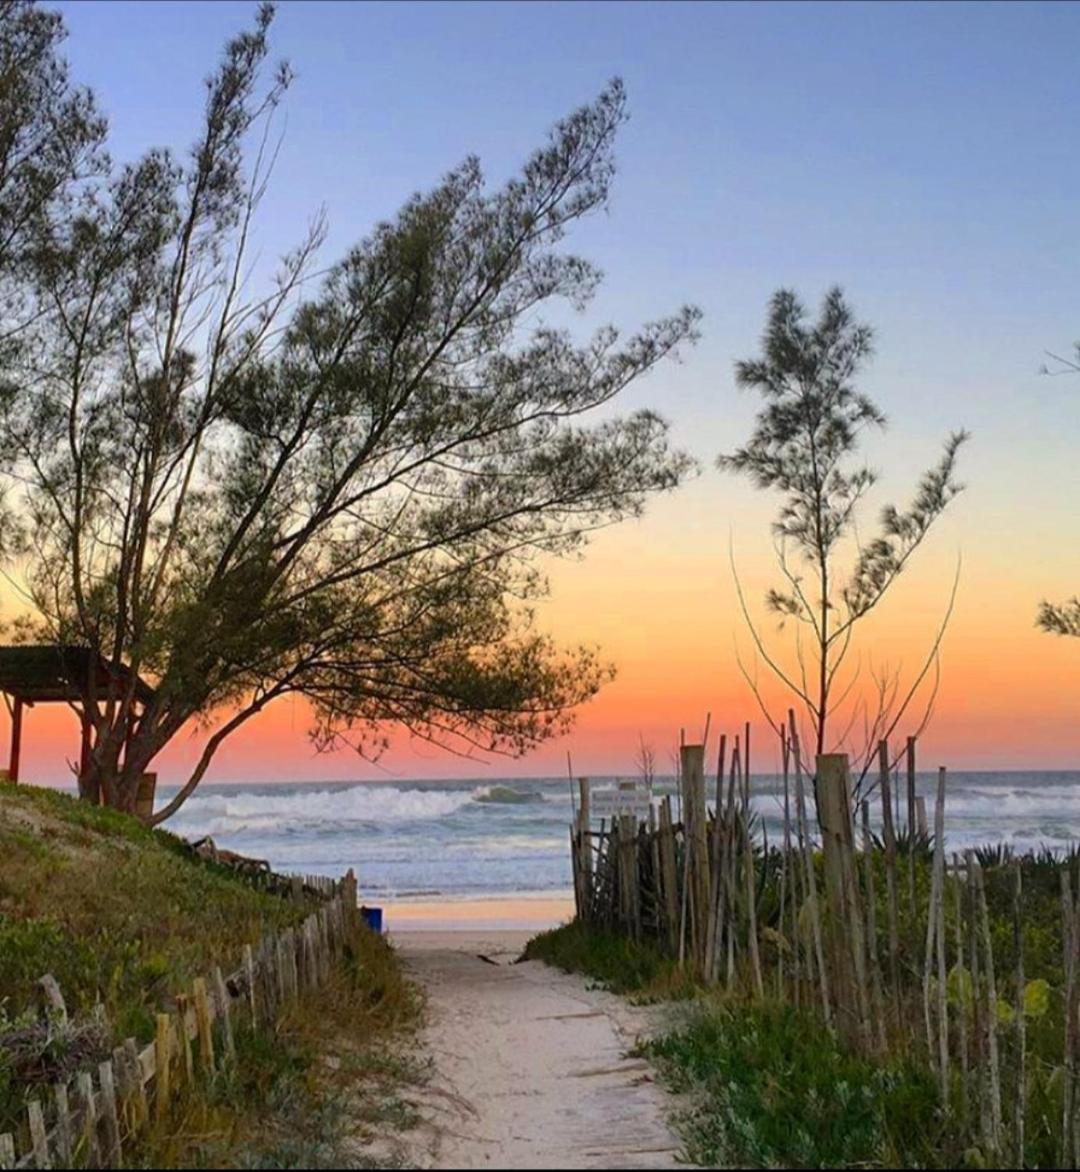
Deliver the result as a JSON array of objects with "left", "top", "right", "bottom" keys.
[{"left": 11, "top": 0, "right": 1080, "bottom": 786}]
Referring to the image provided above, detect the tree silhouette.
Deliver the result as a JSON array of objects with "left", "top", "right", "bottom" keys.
[
  {"left": 719, "top": 287, "right": 967, "bottom": 781},
  {"left": 0, "top": 4, "right": 700, "bottom": 818}
]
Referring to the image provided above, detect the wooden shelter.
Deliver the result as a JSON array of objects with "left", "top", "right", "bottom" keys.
[{"left": 0, "top": 645, "right": 155, "bottom": 783}]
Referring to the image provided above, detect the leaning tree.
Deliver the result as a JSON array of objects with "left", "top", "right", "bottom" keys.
[
  {"left": 0, "top": 3, "right": 700, "bottom": 818},
  {"left": 719, "top": 287, "right": 967, "bottom": 786}
]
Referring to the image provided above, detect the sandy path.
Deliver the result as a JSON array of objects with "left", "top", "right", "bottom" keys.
[{"left": 396, "top": 931, "right": 684, "bottom": 1170}]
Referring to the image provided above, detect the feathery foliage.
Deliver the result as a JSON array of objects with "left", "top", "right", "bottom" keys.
[
  {"left": 719, "top": 287, "right": 967, "bottom": 769},
  {"left": 0, "top": 4, "right": 699, "bottom": 817}
]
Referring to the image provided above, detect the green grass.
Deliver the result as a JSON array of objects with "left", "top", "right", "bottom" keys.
[
  {"left": 645, "top": 1000, "right": 958, "bottom": 1169},
  {"left": 0, "top": 783, "right": 316, "bottom": 1134},
  {"left": 522, "top": 920, "right": 698, "bottom": 1000}
]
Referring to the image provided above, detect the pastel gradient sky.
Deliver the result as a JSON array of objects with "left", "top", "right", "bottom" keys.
[{"left": 11, "top": 0, "right": 1080, "bottom": 785}]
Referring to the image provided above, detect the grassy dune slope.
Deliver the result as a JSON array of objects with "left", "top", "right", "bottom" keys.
[
  {"left": 0, "top": 784, "right": 305, "bottom": 1039},
  {"left": 0, "top": 784, "right": 426, "bottom": 1167}
]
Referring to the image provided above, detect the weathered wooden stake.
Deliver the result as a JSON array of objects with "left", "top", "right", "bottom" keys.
[
  {"left": 27, "top": 1100, "right": 49, "bottom": 1170},
  {"left": 98, "top": 1059, "right": 122, "bottom": 1168},
  {"left": 817, "top": 753, "right": 869, "bottom": 1047},
  {"left": 244, "top": 944, "right": 257, "bottom": 1028},
  {"left": 214, "top": 967, "right": 236, "bottom": 1065},
  {"left": 790, "top": 714, "right": 831, "bottom": 1030},
  {"left": 123, "top": 1037, "right": 148, "bottom": 1128},
  {"left": 53, "top": 1082, "right": 72, "bottom": 1168},
  {"left": 155, "top": 1014, "right": 172, "bottom": 1123},
  {"left": 878, "top": 740, "right": 901, "bottom": 1025},
  {"left": 76, "top": 1070, "right": 99, "bottom": 1167},
  {"left": 193, "top": 977, "right": 215, "bottom": 1070}
]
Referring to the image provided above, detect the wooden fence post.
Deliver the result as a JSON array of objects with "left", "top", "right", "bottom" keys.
[
  {"left": 213, "top": 968, "right": 236, "bottom": 1065},
  {"left": 98, "top": 1059, "right": 121, "bottom": 1168},
  {"left": 76, "top": 1071, "right": 99, "bottom": 1167},
  {"left": 53, "top": 1082, "right": 72, "bottom": 1168},
  {"left": 155, "top": 1015, "right": 172, "bottom": 1123},
  {"left": 243, "top": 944, "right": 257, "bottom": 1027},
  {"left": 193, "top": 978, "right": 214, "bottom": 1070},
  {"left": 658, "top": 797, "right": 679, "bottom": 953},
  {"left": 123, "top": 1038, "right": 148, "bottom": 1129},
  {"left": 817, "top": 753, "right": 870, "bottom": 1048},
  {"left": 27, "top": 1099, "right": 49, "bottom": 1170},
  {"left": 680, "top": 744, "right": 710, "bottom": 974}
]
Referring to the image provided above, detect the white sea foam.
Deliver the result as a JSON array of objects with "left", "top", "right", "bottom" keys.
[{"left": 170, "top": 784, "right": 478, "bottom": 836}]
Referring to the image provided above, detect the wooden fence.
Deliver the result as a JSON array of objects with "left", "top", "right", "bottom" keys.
[
  {"left": 0, "top": 868, "right": 360, "bottom": 1170},
  {"left": 570, "top": 719, "right": 1080, "bottom": 1165}
]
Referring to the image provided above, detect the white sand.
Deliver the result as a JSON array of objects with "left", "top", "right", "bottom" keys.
[{"left": 394, "top": 930, "right": 684, "bottom": 1170}]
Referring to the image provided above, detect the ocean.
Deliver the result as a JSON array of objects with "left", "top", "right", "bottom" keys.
[{"left": 161, "top": 771, "right": 1080, "bottom": 906}]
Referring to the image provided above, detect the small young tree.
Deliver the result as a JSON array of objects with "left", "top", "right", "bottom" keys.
[
  {"left": 0, "top": 4, "right": 700, "bottom": 818},
  {"left": 719, "top": 287, "right": 967, "bottom": 782}
]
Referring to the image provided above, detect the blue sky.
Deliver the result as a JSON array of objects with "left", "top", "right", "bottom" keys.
[
  {"left": 56, "top": 0, "right": 1080, "bottom": 443},
  {"left": 31, "top": 0, "right": 1080, "bottom": 776}
]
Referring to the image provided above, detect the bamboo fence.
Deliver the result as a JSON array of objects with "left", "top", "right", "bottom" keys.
[{"left": 0, "top": 868, "right": 360, "bottom": 1170}]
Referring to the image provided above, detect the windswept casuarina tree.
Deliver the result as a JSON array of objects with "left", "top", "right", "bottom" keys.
[
  {"left": 719, "top": 288, "right": 967, "bottom": 783},
  {"left": 0, "top": 3, "right": 700, "bottom": 819}
]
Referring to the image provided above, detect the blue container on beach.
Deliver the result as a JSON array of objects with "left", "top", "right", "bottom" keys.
[{"left": 360, "top": 905, "right": 383, "bottom": 934}]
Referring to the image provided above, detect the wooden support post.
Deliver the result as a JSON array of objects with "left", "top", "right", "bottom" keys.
[
  {"left": 680, "top": 744, "right": 710, "bottom": 974},
  {"left": 123, "top": 1038, "right": 148, "bottom": 1128},
  {"left": 27, "top": 1100, "right": 49, "bottom": 1170},
  {"left": 878, "top": 741, "right": 901, "bottom": 1025},
  {"left": 8, "top": 696, "right": 22, "bottom": 784},
  {"left": 53, "top": 1083, "right": 72, "bottom": 1168},
  {"left": 175, "top": 996, "right": 194, "bottom": 1085},
  {"left": 578, "top": 778, "right": 592, "bottom": 926},
  {"left": 343, "top": 869, "right": 358, "bottom": 929},
  {"left": 37, "top": 974, "right": 68, "bottom": 1027},
  {"left": 76, "top": 1071, "right": 99, "bottom": 1167},
  {"left": 817, "top": 753, "right": 870, "bottom": 1048},
  {"left": 193, "top": 978, "right": 214, "bottom": 1070},
  {"left": 658, "top": 797, "right": 679, "bottom": 953},
  {"left": 244, "top": 944, "right": 257, "bottom": 1028},
  {"left": 155, "top": 1015, "right": 172, "bottom": 1122},
  {"left": 98, "top": 1060, "right": 122, "bottom": 1169},
  {"left": 907, "top": 736, "right": 918, "bottom": 916},
  {"left": 213, "top": 968, "right": 235, "bottom": 1065}
]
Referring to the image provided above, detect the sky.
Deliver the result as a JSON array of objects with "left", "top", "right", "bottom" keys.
[{"left": 10, "top": 0, "right": 1080, "bottom": 785}]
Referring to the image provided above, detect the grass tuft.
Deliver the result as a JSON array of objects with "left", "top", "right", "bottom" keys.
[{"left": 522, "top": 919, "right": 698, "bottom": 1001}]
